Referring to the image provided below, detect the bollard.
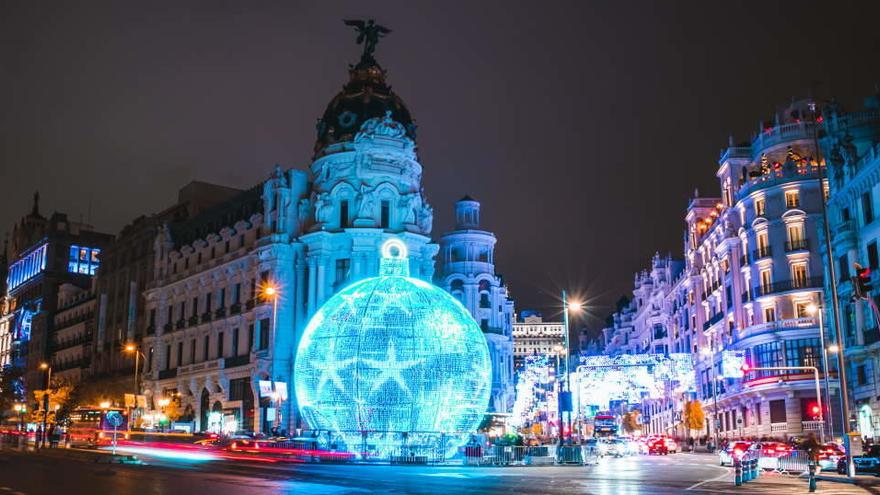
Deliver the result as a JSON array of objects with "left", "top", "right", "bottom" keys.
[
  {"left": 808, "top": 461, "right": 816, "bottom": 493},
  {"left": 734, "top": 458, "right": 743, "bottom": 486},
  {"left": 745, "top": 458, "right": 753, "bottom": 481}
]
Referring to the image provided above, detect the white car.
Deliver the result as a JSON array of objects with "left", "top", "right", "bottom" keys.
[{"left": 718, "top": 441, "right": 752, "bottom": 466}]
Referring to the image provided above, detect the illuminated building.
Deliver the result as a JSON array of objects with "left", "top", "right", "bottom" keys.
[
  {"left": 141, "top": 37, "right": 455, "bottom": 435},
  {"left": 295, "top": 239, "right": 491, "bottom": 458},
  {"left": 820, "top": 92, "right": 880, "bottom": 438},
  {"left": 1, "top": 193, "right": 113, "bottom": 394},
  {"left": 437, "top": 197, "right": 515, "bottom": 414},
  {"left": 604, "top": 100, "right": 831, "bottom": 439},
  {"left": 512, "top": 312, "right": 564, "bottom": 369}
]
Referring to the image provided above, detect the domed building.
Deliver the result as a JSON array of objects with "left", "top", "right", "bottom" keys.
[{"left": 141, "top": 26, "right": 451, "bottom": 435}]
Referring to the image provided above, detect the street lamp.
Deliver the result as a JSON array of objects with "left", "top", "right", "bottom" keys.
[
  {"left": 39, "top": 362, "right": 51, "bottom": 448},
  {"left": 261, "top": 283, "right": 282, "bottom": 432},
  {"left": 700, "top": 345, "right": 720, "bottom": 450},
  {"left": 806, "top": 303, "right": 835, "bottom": 440},
  {"left": 13, "top": 403, "right": 25, "bottom": 431},
  {"left": 123, "top": 343, "right": 146, "bottom": 430},
  {"left": 827, "top": 344, "right": 840, "bottom": 354},
  {"left": 559, "top": 291, "right": 582, "bottom": 445}
]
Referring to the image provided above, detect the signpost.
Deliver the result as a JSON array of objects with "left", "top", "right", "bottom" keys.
[{"left": 105, "top": 411, "right": 124, "bottom": 455}]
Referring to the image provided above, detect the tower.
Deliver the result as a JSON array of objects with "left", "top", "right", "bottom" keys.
[{"left": 437, "top": 196, "right": 515, "bottom": 414}]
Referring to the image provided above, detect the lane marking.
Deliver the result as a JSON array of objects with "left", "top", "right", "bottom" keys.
[{"left": 684, "top": 468, "right": 731, "bottom": 491}]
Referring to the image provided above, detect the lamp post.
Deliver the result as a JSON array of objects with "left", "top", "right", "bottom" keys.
[
  {"left": 700, "top": 345, "right": 720, "bottom": 450},
  {"left": 38, "top": 363, "right": 51, "bottom": 448},
  {"left": 559, "top": 291, "right": 582, "bottom": 444},
  {"left": 806, "top": 303, "right": 835, "bottom": 440},
  {"left": 743, "top": 366, "right": 824, "bottom": 443},
  {"left": 13, "top": 403, "right": 25, "bottom": 431},
  {"left": 262, "top": 284, "right": 281, "bottom": 432},
  {"left": 124, "top": 344, "right": 146, "bottom": 430}
]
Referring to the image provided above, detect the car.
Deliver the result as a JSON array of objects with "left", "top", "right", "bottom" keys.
[
  {"left": 755, "top": 441, "right": 791, "bottom": 458},
  {"left": 647, "top": 437, "right": 669, "bottom": 455},
  {"left": 817, "top": 443, "right": 844, "bottom": 470},
  {"left": 663, "top": 438, "right": 678, "bottom": 454},
  {"left": 719, "top": 441, "right": 752, "bottom": 466},
  {"left": 605, "top": 439, "right": 628, "bottom": 457},
  {"left": 838, "top": 445, "right": 880, "bottom": 475}
]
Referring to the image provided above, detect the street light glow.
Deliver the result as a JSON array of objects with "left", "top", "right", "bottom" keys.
[
  {"left": 158, "top": 398, "right": 171, "bottom": 407},
  {"left": 828, "top": 344, "right": 840, "bottom": 353},
  {"left": 568, "top": 301, "right": 583, "bottom": 312},
  {"left": 263, "top": 285, "right": 277, "bottom": 297},
  {"left": 805, "top": 303, "right": 818, "bottom": 315},
  {"left": 124, "top": 344, "right": 136, "bottom": 352},
  {"left": 39, "top": 362, "right": 49, "bottom": 370},
  {"left": 99, "top": 401, "right": 111, "bottom": 409}
]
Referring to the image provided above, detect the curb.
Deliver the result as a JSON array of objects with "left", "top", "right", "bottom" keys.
[{"left": 815, "top": 474, "right": 880, "bottom": 486}]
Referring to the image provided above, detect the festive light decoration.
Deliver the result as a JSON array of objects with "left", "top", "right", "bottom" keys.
[
  {"left": 574, "top": 353, "right": 695, "bottom": 411},
  {"left": 294, "top": 238, "right": 492, "bottom": 459},
  {"left": 509, "top": 354, "right": 552, "bottom": 428}
]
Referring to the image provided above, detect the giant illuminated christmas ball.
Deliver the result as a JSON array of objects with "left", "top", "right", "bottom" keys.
[{"left": 294, "top": 238, "right": 491, "bottom": 458}]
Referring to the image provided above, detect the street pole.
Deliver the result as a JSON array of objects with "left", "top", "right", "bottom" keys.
[
  {"left": 809, "top": 102, "right": 853, "bottom": 476},
  {"left": 561, "top": 290, "right": 571, "bottom": 444},
  {"left": 744, "top": 366, "right": 824, "bottom": 443},
  {"left": 815, "top": 307, "right": 834, "bottom": 440},
  {"left": 40, "top": 364, "right": 51, "bottom": 448}
]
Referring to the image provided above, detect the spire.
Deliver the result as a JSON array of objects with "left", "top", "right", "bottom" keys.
[{"left": 31, "top": 191, "right": 40, "bottom": 216}]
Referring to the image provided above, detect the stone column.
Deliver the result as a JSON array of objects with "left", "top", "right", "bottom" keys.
[{"left": 307, "top": 257, "right": 317, "bottom": 316}]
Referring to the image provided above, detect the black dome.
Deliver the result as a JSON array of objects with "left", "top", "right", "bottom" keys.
[{"left": 314, "top": 62, "right": 416, "bottom": 156}]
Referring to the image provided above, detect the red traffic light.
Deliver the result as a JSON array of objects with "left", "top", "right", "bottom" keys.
[{"left": 740, "top": 362, "right": 751, "bottom": 373}]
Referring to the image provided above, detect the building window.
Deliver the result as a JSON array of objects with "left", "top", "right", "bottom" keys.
[
  {"left": 785, "top": 190, "right": 800, "bottom": 209},
  {"left": 203, "top": 335, "right": 209, "bottom": 361},
  {"left": 792, "top": 263, "right": 808, "bottom": 287},
  {"left": 259, "top": 318, "right": 270, "bottom": 350},
  {"left": 190, "top": 339, "right": 196, "bottom": 364},
  {"left": 192, "top": 297, "right": 198, "bottom": 318},
  {"left": 864, "top": 192, "right": 875, "bottom": 225},
  {"left": 248, "top": 324, "right": 255, "bottom": 352},
  {"left": 233, "top": 283, "right": 241, "bottom": 304},
  {"left": 760, "top": 269, "right": 772, "bottom": 293},
  {"left": 857, "top": 365, "right": 867, "bottom": 386},
  {"left": 869, "top": 241, "right": 879, "bottom": 270},
  {"left": 769, "top": 400, "right": 786, "bottom": 424},
  {"left": 380, "top": 201, "right": 390, "bottom": 229},
  {"left": 335, "top": 259, "right": 350, "bottom": 288},
  {"left": 755, "top": 198, "right": 766, "bottom": 217},
  {"left": 839, "top": 255, "right": 850, "bottom": 281},
  {"left": 165, "top": 344, "right": 171, "bottom": 370},
  {"left": 67, "top": 245, "right": 101, "bottom": 275},
  {"left": 232, "top": 328, "right": 239, "bottom": 356},
  {"left": 764, "top": 306, "right": 776, "bottom": 323},
  {"left": 752, "top": 342, "right": 783, "bottom": 377},
  {"left": 176, "top": 341, "right": 183, "bottom": 367},
  {"left": 340, "top": 200, "right": 350, "bottom": 228},
  {"left": 217, "top": 331, "right": 224, "bottom": 358},
  {"left": 785, "top": 338, "right": 819, "bottom": 368},
  {"left": 795, "top": 302, "right": 810, "bottom": 318}
]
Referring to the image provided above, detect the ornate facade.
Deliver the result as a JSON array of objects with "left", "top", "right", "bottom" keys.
[
  {"left": 437, "top": 197, "right": 515, "bottom": 414},
  {"left": 141, "top": 49, "right": 444, "bottom": 434}
]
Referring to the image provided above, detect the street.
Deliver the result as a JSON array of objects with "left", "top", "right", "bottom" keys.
[{"left": 0, "top": 448, "right": 874, "bottom": 495}]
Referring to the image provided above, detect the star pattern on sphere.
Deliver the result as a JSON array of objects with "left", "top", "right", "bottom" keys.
[
  {"left": 361, "top": 341, "right": 423, "bottom": 396},
  {"left": 310, "top": 341, "right": 358, "bottom": 398}
]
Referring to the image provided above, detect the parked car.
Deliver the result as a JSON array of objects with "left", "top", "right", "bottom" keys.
[
  {"left": 605, "top": 439, "right": 629, "bottom": 457},
  {"left": 647, "top": 437, "right": 669, "bottom": 455},
  {"left": 837, "top": 445, "right": 880, "bottom": 475},
  {"left": 817, "top": 443, "right": 844, "bottom": 470},
  {"left": 719, "top": 441, "right": 752, "bottom": 466}
]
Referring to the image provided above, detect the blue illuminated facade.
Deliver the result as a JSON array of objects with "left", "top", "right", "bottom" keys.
[
  {"left": 295, "top": 239, "right": 491, "bottom": 458},
  {"left": 6, "top": 243, "right": 47, "bottom": 292}
]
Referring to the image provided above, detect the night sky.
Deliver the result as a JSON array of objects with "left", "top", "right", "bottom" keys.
[{"left": 3, "top": 1, "right": 880, "bottom": 332}]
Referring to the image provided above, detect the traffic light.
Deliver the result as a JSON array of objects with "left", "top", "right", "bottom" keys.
[
  {"left": 854, "top": 263, "right": 873, "bottom": 299},
  {"left": 740, "top": 362, "right": 751, "bottom": 374},
  {"left": 808, "top": 402, "right": 821, "bottom": 420}
]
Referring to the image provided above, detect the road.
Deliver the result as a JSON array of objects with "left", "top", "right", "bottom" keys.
[{"left": 0, "top": 447, "right": 874, "bottom": 494}]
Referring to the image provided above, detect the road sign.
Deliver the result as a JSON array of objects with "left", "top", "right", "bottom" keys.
[{"left": 105, "top": 411, "right": 124, "bottom": 427}]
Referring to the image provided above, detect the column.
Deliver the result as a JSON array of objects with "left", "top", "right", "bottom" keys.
[
  {"left": 307, "top": 257, "right": 317, "bottom": 316},
  {"left": 316, "top": 259, "right": 327, "bottom": 307}
]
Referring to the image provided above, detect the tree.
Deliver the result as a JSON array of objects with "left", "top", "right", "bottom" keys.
[
  {"left": 622, "top": 411, "right": 642, "bottom": 433},
  {"left": 683, "top": 400, "right": 706, "bottom": 433},
  {"left": 32, "top": 379, "right": 73, "bottom": 425}
]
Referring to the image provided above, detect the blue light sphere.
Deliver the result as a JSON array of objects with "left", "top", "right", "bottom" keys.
[{"left": 294, "top": 239, "right": 491, "bottom": 458}]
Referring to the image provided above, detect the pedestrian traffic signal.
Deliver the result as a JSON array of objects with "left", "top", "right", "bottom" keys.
[{"left": 854, "top": 263, "right": 873, "bottom": 299}]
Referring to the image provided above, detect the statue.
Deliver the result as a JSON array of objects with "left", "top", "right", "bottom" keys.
[
  {"left": 314, "top": 193, "right": 331, "bottom": 224},
  {"left": 417, "top": 203, "right": 433, "bottom": 233},
  {"left": 297, "top": 198, "right": 312, "bottom": 224},
  {"left": 399, "top": 194, "right": 419, "bottom": 225},
  {"left": 344, "top": 19, "right": 391, "bottom": 65},
  {"left": 357, "top": 185, "right": 376, "bottom": 218}
]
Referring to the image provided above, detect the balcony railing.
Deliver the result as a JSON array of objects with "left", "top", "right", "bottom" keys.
[
  {"left": 175, "top": 319, "right": 186, "bottom": 330},
  {"left": 752, "top": 246, "right": 772, "bottom": 260},
  {"left": 146, "top": 324, "right": 156, "bottom": 335},
  {"left": 245, "top": 298, "right": 256, "bottom": 311},
  {"left": 163, "top": 323, "right": 172, "bottom": 332},
  {"left": 230, "top": 302, "right": 242, "bottom": 315},
  {"left": 785, "top": 239, "right": 809, "bottom": 252},
  {"left": 215, "top": 307, "right": 226, "bottom": 318},
  {"left": 158, "top": 368, "right": 178, "bottom": 380},
  {"left": 188, "top": 315, "right": 199, "bottom": 327},
  {"left": 864, "top": 327, "right": 880, "bottom": 346},
  {"left": 201, "top": 312, "right": 213, "bottom": 323},
  {"left": 754, "top": 277, "right": 823, "bottom": 297},
  {"left": 703, "top": 312, "right": 725, "bottom": 331},
  {"left": 223, "top": 354, "right": 250, "bottom": 368}
]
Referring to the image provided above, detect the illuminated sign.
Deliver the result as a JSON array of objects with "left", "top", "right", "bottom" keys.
[{"left": 7, "top": 244, "right": 47, "bottom": 292}]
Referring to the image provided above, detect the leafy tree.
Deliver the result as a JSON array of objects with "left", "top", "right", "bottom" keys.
[
  {"left": 622, "top": 411, "right": 642, "bottom": 433},
  {"left": 683, "top": 400, "right": 706, "bottom": 432},
  {"left": 32, "top": 379, "right": 73, "bottom": 424}
]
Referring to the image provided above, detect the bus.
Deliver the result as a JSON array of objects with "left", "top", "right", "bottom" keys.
[
  {"left": 67, "top": 407, "right": 129, "bottom": 447},
  {"left": 593, "top": 414, "right": 618, "bottom": 437}
]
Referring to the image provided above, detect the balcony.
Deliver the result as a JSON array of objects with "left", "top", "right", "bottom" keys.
[
  {"left": 230, "top": 302, "right": 242, "bottom": 315},
  {"left": 201, "top": 312, "right": 213, "bottom": 323},
  {"left": 754, "top": 277, "right": 823, "bottom": 297},
  {"left": 702, "top": 312, "right": 725, "bottom": 331},
  {"left": 175, "top": 319, "right": 186, "bottom": 330},
  {"left": 785, "top": 239, "right": 809, "bottom": 252},
  {"left": 752, "top": 246, "right": 772, "bottom": 260},
  {"left": 215, "top": 307, "right": 226, "bottom": 318},
  {"left": 145, "top": 325, "right": 156, "bottom": 335},
  {"left": 163, "top": 323, "right": 172, "bottom": 332},
  {"left": 864, "top": 327, "right": 880, "bottom": 346},
  {"left": 223, "top": 354, "right": 250, "bottom": 368},
  {"left": 158, "top": 368, "right": 178, "bottom": 380},
  {"left": 245, "top": 298, "right": 256, "bottom": 311},
  {"left": 188, "top": 315, "right": 199, "bottom": 327},
  {"left": 736, "top": 316, "right": 818, "bottom": 342}
]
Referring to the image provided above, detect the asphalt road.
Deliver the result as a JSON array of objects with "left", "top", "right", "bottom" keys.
[{"left": 0, "top": 447, "right": 873, "bottom": 494}]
